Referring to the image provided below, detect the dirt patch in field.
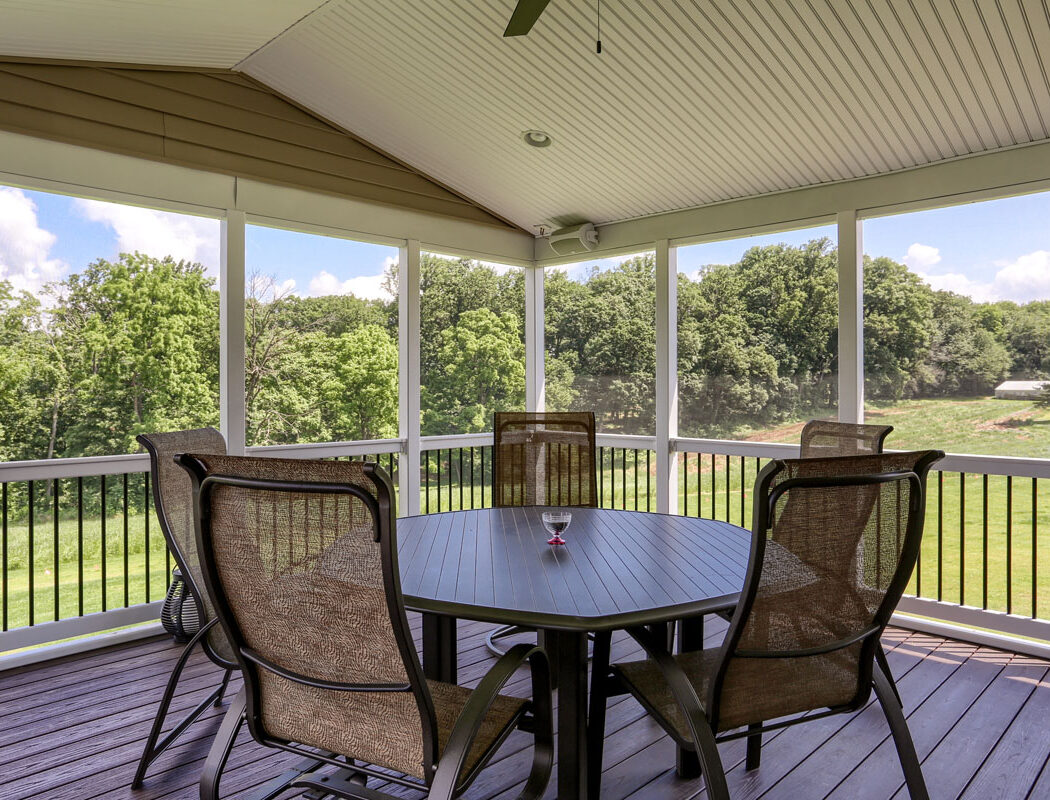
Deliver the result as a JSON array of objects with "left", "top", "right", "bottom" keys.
[
  {"left": 744, "top": 421, "right": 806, "bottom": 442},
  {"left": 975, "top": 408, "right": 1036, "bottom": 434}
]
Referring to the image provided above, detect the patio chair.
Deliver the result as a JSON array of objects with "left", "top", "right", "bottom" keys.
[
  {"left": 488, "top": 411, "right": 597, "bottom": 657},
  {"left": 588, "top": 449, "right": 943, "bottom": 800},
  {"left": 177, "top": 453, "right": 553, "bottom": 800},
  {"left": 799, "top": 419, "right": 894, "bottom": 457},
  {"left": 131, "top": 427, "right": 237, "bottom": 789}
]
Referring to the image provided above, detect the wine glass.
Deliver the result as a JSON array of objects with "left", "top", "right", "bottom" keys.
[{"left": 542, "top": 510, "right": 572, "bottom": 546}]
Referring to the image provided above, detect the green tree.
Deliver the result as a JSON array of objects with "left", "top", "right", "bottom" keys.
[
  {"left": 51, "top": 253, "right": 219, "bottom": 456},
  {"left": 317, "top": 324, "right": 398, "bottom": 440},
  {"left": 863, "top": 255, "right": 934, "bottom": 400},
  {"left": 422, "top": 308, "right": 525, "bottom": 434}
]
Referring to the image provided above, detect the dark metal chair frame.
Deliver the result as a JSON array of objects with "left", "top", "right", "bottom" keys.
[
  {"left": 588, "top": 450, "right": 943, "bottom": 800},
  {"left": 488, "top": 411, "right": 598, "bottom": 657},
  {"left": 699, "top": 417, "right": 901, "bottom": 769},
  {"left": 179, "top": 456, "right": 554, "bottom": 800},
  {"left": 132, "top": 428, "right": 237, "bottom": 789}
]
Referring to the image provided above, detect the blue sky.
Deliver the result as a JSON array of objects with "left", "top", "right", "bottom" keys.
[
  {"left": 675, "top": 192, "right": 1050, "bottom": 303},
  {"left": 1, "top": 183, "right": 1047, "bottom": 304}
]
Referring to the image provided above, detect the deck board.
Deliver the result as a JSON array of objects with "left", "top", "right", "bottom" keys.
[{"left": 1, "top": 619, "right": 1048, "bottom": 799}]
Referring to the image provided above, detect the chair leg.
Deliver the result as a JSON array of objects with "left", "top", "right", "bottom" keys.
[
  {"left": 200, "top": 690, "right": 246, "bottom": 800},
  {"left": 876, "top": 643, "right": 903, "bottom": 707},
  {"left": 745, "top": 723, "right": 762, "bottom": 771},
  {"left": 873, "top": 661, "right": 929, "bottom": 800},
  {"left": 586, "top": 631, "right": 613, "bottom": 800},
  {"left": 132, "top": 619, "right": 224, "bottom": 788}
]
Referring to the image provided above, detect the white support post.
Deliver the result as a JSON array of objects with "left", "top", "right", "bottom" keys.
[
  {"left": 220, "top": 209, "right": 246, "bottom": 455},
  {"left": 525, "top": 265, "right": 545, "bottom": 412},
  {"left": 837, "top": 210, "right": 864, "bottom": 424},
  {"left": 655, "top": 239, "right": 678, "bottom": 514},
  {"left": 399, "top": 240, "right": 422, "bottom": 517}
]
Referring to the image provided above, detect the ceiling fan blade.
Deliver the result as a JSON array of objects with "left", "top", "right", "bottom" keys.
[{"left": 503, "top": 0, "right": 552, "bottom": 36}]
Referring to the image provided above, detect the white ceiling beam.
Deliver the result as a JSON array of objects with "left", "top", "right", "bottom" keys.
[{"left": 536, "top": 139, "right": 1050, "bottom": 263}]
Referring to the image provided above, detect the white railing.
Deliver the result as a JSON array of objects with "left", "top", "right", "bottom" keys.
[{"left": 3, "top": 433, "right": 1049, "bottom": 663}]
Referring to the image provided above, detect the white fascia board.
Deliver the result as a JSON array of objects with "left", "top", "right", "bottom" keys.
[
  {"left": 0, "top": 129, "right": 233, "bottom": 214},
  {"left": 235, "top": 179, "right": 533, "bottom": 264},
  {"left": 536, "top": 138, "right": 1050, "bottom": 264},
  {"left": 0, "top": 130, "right": 534, "bottom": 264}
]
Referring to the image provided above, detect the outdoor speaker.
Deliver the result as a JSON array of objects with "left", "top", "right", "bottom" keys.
[{"left": 547, "top": 222, "right": 599, "bottom": 256}]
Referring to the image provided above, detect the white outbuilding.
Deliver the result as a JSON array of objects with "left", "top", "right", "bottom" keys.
[{"left": 994, "top": 380, "right": 1050, "bottom": 400}]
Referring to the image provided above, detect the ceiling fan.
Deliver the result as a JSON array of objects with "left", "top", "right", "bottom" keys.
[{"left": 503, "top": 0, "right": 552, "bottom": 37}]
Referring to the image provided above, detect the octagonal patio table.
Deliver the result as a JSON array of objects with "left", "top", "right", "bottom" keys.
[{"left": 397, "top": 506, "right": 751, "bottom": 800}]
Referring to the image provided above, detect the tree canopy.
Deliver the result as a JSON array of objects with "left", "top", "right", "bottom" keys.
[{"left": 0, "top": 240, "right": 1046, "bottom": 463}]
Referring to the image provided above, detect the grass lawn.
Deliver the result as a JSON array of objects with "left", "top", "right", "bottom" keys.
[{"left": 3, "top": 394, "right": 1049, "bottom": 641}]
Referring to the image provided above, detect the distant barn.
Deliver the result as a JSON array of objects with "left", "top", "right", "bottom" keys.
[{"left": 995, "top": 380, "right": 1050, "bottom": 399}]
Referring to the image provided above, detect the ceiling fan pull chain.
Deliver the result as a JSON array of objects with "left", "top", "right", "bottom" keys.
[{"left": 596, "top": 0, "right": 603, "bottom": 53}]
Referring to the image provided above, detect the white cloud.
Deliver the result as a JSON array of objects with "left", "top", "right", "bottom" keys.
[
  {"left": 991, "top": 250, "right": 1050, "bottom": 301},
  {"left": 307, "top": 269, "right": 391, "bottom": 300},
  {"left": 912, "top": 248, "right": 1050, "bottom": 303},
  {"left": 902, "top": 242, "right": 941, "bottom": 271},
  {"left": 914, "top": 270, "right": 997, "bottom": 302},
  {"left": 75, "top": 198, "right": 220, "bottom": 276},
  {"left": 0, "top": 187, "right": 67, "bottom": 295}
]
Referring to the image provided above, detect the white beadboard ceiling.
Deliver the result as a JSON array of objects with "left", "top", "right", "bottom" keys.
[
  {"left": 2, "top": 0, "right": 1050, "bottom": 231},
  {"left": 0, "top": 0, "right": 326, "bottom": 67}
]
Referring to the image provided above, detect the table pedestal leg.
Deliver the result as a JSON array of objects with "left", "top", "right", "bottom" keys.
[
  {"left": 421, "top": 613, "right": 457, "bottom": 683},
  {"left": 549, "top": 629, "right": 589, "bottom": 800},
  {"left": 676, "top": 616, "right": 704, "bottom": 779}
]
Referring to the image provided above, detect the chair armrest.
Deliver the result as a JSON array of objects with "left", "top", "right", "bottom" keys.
[{"left": 429, "top": 643, "right": 553, "bottom": 800}]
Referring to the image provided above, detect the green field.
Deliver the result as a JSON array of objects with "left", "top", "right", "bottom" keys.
[{"left": 3, "top": 395, "right": 1050, "bottom": 639}]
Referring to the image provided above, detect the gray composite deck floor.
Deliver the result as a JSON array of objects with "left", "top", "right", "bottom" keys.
[{"left": 2, "top": 617, "right": 1050, "bottom": 799}]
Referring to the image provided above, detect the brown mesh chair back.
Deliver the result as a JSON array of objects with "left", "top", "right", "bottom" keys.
[
  {"left": 179, "top": 454, "right": 439, "bottom": 781},
  {"left": 137, "top": 428, "right": 235, "bottom": 668},
  {"left": 493, "top": 412, "right": 597, "bottom": 507},
  {"left": 799, "top": 420, "right": 894, "bottom": 458},
  {"left": 707, "top": 450, "right": 942, "bottom": 732}
]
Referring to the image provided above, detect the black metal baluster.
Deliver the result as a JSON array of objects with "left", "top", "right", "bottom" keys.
[
  {"left": 470, "top": 447, "right": 475, "bottom": 509},
  {"left": 634, "top": 450, "right": 639, "bottom": 510},
  {"left": 2, "top": 483, "right": 7, "bottom": 631},
  {"left": 710, "top": 453, "right": 716, "bottom": 520},
  {"left": 937, "top": 471, "right": 943, "bottom": 602},
  {"left": 481, "top": 446, "right": 486, "bottom": 507},
  {"left": 1007, "top": 475, "right": 1013, "bottom": 615},
  {"left": 53, "top": 478, "right": 60, "bottom": 621},
  {"left": 621, "top": 448, "right": 627, "bottom": 510},
  {"left": 425, "top": 450, "right": 431, "bottom": 514},
  {"left": 144, "top": 472, "right": 150, "bottom": 603},
  {"left": 638, "top": 449, "right": 646, "bottom": 510},
  {"left": 739, "top": 455, "right": 745, "bottom": 526},
  {"left": 725, "top": 454, "right": 730, "bottom": 522},
  {"left": 458, "top": 448, "right": 464, "bottom": 510},
  {"left": 1032, "top": 478, "right": 1038, "bottom": 619},
  {"left": 438, "top": 449, "right": 444, "bottom": 512},
  {"left": 77, "top": 478, "right": 83, "bottom": 616},
  {"left": 600, "top": 443, "right": 609, "bottom": 503},
  {"left": 28, "top": 481, "right": 34, "bottom": 626},
  {"left": 683, "top": 454, "right": 689, "bottom": 516},
  {"left": 101, "top": 475, "right": 107, "bottom": 613},
  {"left": 959, "top": 472, "right": 965, "bottom": 606},
  {"left": 696, "top": 453, "right": 702, "bottom": 517},
  {"left": 983, "top": 474, "right": 989, "bottom": 609},
  {"left": 123, "top": 473, "right": 129, "bottom": 608}
]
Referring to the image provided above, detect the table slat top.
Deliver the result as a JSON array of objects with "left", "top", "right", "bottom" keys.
[{"left": 397, "top": 507, "right": 751, "bottom": 631}]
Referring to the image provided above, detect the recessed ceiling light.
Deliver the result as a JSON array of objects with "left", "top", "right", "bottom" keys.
[{"left": 522, "top": 129, "right": 553, "bottom": 148}]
